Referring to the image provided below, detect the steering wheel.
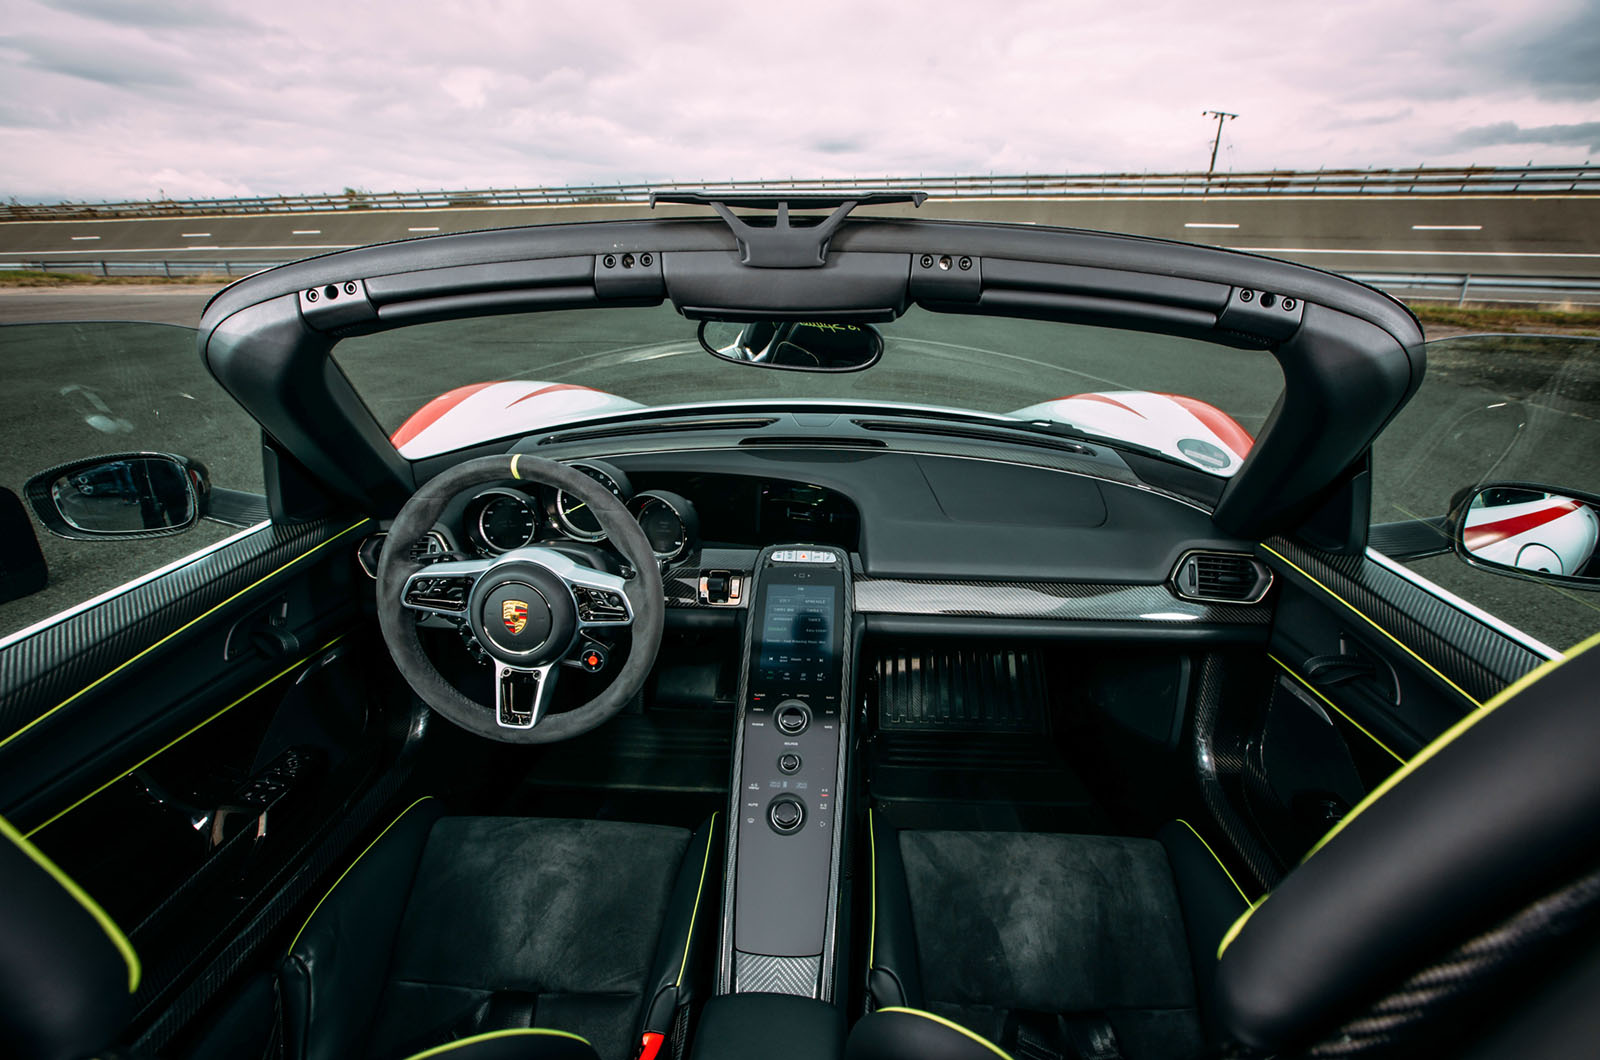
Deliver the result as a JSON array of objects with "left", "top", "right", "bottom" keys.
[{"left": 376, "top": 454, "right": 664, "bottom": 743}]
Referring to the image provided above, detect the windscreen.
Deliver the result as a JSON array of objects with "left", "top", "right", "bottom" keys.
[{"left": 331, "top": 303, "right": 1284, "bottom": 476}]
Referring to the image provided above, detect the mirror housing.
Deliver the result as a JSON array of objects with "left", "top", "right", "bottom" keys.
[
  {"left": 24, "top": 453, "right": 210, "bottom": 541},
  {"left": 1452, "top": 481, "right": 1600, "bottom": 589},
  {"left": 698, "top": 319, "right": 883, "bottom": 372}
]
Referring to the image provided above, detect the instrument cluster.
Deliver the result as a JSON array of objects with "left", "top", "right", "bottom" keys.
[{"left": 462, "top": 460, "right": 700, "bottom": 563}]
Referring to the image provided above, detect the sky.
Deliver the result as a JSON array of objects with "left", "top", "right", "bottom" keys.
[{"left": 0, "top": 0, "right": 1596, "bottom": 202}]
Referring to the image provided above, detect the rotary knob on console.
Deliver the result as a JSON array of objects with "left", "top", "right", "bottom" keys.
[{"left": 768, "top": 795, "right": 805, "bottom": 835}]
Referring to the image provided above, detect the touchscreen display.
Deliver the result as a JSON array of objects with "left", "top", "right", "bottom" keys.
[{"left": 757, "top": 583, "right": 837, "bottom": 685}]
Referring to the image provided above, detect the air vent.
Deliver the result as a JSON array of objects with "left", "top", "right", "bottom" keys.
[
  {"left": 357, "top": 531, "right": 449, "bottom": 579},
  {"left": 737, "top": 436, "right": 887, "bottom": 449},
  {"left": 1170, "top": 551, "right": 1272, "bottom": 604}
]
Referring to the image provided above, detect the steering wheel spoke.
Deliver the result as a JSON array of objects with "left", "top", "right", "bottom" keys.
[
  {"left": 494, "top": 660, "right": 557, "bottom": 729},
  {"left": 400, "top": 556, "right": 492, "bottom": 619}
]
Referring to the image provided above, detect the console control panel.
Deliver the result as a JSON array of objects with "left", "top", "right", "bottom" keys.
[{"left": 729, "top": 546, "right": 849, "bottom": 983}]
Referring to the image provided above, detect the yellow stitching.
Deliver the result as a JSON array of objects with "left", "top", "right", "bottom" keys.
[
  {"left": 1268, "top": 654, "right": 1408, "bottom": 765},
  {"left": 1173, "top": 818, "right": 1251, "bottom": 904},
  {"left": 877, "top": 1008, "right": 1014, "bottom": 1059},
  {"left": 868, "top": 807, "right": 878, "bottom": 969},
  {"left": 0, "top": 518, "right": 371, "bottom": 750},
  {"left": 0, "top": 813, "right": 141, "bottom": 991},
  {"left": 26, "top": 636, "right": 346, "bottom": 838},
  {"left": 675, "top": 812, "right": 717, "bottom": 987},
  {"left": 286, "top": 796, "right": 435, "bottom": 954},
  {"left": 510, "top": 454, "right": 521, "bottom": 480},
  {"left": 400, "top": 1028, "right": 591, "bottom": 1059},
  {"left": 1260, "top": 544, "right": 1481, "bottom": 708}
]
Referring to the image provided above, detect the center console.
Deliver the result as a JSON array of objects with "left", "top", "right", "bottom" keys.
[{"left": 717, "top": 546, "right": 853, "bottom": 1000}]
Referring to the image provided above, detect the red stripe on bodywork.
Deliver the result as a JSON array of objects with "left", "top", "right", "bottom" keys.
[
  {"left": 1055, "top": 393, "right": 1147, "bottom": 418},
  {"left": 1157, "top": 393, "right": 1255, "bottom": 458},
  {"left": 504, "top": 383, "right": 597, "bottom": 408},
  {"left": 1464, "top": 501, "right": 1580, "bottom": 551},
  {"left": 390, "top": 381, "right": 502, "bottom": 449}
]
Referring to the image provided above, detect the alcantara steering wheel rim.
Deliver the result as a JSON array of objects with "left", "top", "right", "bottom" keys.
[{"left": 376, "top": 454, "right": 665, "bottom": 744}]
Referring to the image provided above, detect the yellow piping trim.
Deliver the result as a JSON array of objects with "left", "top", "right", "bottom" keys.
[
  {"left": 1217, "top": 895, "right": 1268, "bottom": 959},
  {"left": 26, "top": 635, "right": 347, "bottom": 838},
  {"left": 1268, "top": 654, "right": 1408, "bottom": 765},
  {"left": 868, "top": 808, "right": 878, "bottom": 968},
  {"left": 286, "top": 795, "right": 435, "bottom": 954},
  {"left": 1173, "top": 818, "right": 1251, "bottom": 904},
  {"left": 675, "top": 812, "right": 717, "bottom": 988},
  {"left": 510, "top": 454, "right": 522, "bottom": 480},
  {"left": 1260, "top": 544, "right": 1481, "bottom": 708},
  {"left": 401, "top": 1028, "right": 591, "bottom": 1059},
  {"left": 877, "top": 1008, "right": 1014, "bottom": 1060},
  {"left": 0, "top": 518, "right": 372, "bottom": 751},
  {"left": 1219, "top": 629, "right": 1600, "bottom": 959},
  {"left": 0, "top": 813, "right": 141, "bottom": 991}
]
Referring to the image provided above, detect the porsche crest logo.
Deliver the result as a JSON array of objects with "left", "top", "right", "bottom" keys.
[{"left": 502, "top": 600, "right": 529, "bottom": 635}]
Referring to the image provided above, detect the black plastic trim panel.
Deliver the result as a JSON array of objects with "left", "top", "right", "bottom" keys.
[
  {"left": 1260, "top": 536, "right": 1547, "bottom": 706},
  {"left": 0, "top": 516, "right": 370, "bottom": 747}
]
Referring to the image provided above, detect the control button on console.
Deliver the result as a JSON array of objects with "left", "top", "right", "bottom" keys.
[
  {"left": 768, "top": 795, "right": 805, "bottom": 834},
  {"left": 775, "top": 701, "right": 810, "bottom": 736},
  {"left": 778, "top": 753, "right": 801, "bottom": 774}
]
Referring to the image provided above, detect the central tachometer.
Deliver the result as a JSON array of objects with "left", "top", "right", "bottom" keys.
[{"left": 551, "top": 461, "right": 631, "bottom": 542}]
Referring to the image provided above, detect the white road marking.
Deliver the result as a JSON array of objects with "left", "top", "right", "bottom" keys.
[
  {"left": 1412, "top": 224, "right": 1482, "bottom": 231},
  {"left": 408, "top": 226, "right": 440, "bottom": 232},
  {"left": 1184, "top": 222, "right": 1239, "bottom": 228},
  {"left": 188, "top": 245, "right": 219, "bottom": 249},
  {"left": 11, "top": 245, "right": 361, "bottom": 254},
  {"left": 181, "top": 232, "right": 210, "bottom": 237},
  {"left": 70, "top": 235, "right": 100, "bottom": 240},
  {"left": 291, "top": 229, "right": 321, "bottom": 234}
]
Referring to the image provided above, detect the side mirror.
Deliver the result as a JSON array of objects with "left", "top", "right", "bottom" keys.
[
  {"left": 698, "top": 319, "right": 883, "bottom": 372},
  {"left": 1452, "top": 482, "right": 1600, "bottom": 589},
  {"left": 24, "top": 453, "right": 210, "bottom": 541}
]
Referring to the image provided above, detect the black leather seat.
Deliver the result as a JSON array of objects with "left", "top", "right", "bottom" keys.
[
  {"left": 851, "top": 636, "right": 1600, "bottom": 1059},
  {"left": 0, "top": 801, "right": 720, "bottom": 1060}
]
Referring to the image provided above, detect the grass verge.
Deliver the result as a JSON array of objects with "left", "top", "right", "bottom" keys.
[
  {"left": 0, "top": 270, "right": 229, "bottom": 287},
  {"left": 1407, "top": 302, "right": 1600, "bottom": 335}
]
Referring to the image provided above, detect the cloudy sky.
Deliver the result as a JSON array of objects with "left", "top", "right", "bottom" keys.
[{"left": 1, "top": 0, "right": 1596, "bottom": 202}]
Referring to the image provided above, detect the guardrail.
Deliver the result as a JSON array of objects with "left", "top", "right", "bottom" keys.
[
  {"left": 4, "top": 260, "right": 1598, "bottom": 307},
  {"left": 5, "top": 165, "right": 1598, "bottom": 221}
]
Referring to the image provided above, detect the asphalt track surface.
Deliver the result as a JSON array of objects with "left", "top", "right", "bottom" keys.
[
  {"left": 1, "top": 286, "right": 1597, "bottom": 653},
  {"left": 5, "top": 195, "right": 1600, "bottom": 282}
]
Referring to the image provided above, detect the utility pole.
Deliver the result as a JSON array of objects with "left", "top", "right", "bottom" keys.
[{"left": 1202, "top": 111, "right": 1238, "bottom": 177}]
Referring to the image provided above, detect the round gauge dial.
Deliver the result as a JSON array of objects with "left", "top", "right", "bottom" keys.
[
  {"left": 553, "top": 464, "right": 628, "bottom": 541},
  {"left": 474, "top": 491, "right": 537, "bottom": 552},
  {"left": 632, "top": 491, "right": 699, "bottom": 563}
]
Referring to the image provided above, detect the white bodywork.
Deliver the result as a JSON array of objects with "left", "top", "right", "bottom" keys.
[
  {"left": 1009, "top": 391, "right": 1254, "bottom": 477},
  {"left": 391, "top": 381, "right": 644, "bottom": 459},
  {"left": 1464, "top": 496, "right": 1600, "bottom": 576}
]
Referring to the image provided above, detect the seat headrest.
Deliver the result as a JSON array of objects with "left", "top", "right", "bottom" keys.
[
  {"left": 0, "top": 814, "right": 136, "bottom": 1060},
  {"left": 1216, "top": 634, "right": 1600, "bottom": 1054}
]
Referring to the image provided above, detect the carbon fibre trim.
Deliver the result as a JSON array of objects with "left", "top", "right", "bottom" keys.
[
  {"left": 1193, "top": 654, "right": 1283, "bottom": 893},
  {"left": 853, "top": 579, "right": 1271, "bottom": 624},
  {"left": 1261, "top": 537, "right": 1546, "bottom": 706},
  {"left": 733, "top": 952, "right": 820, "bottom": 997},
  {"left": 0, "top": 517, "right": 369, "bottom": 747},
  {"left": 662, "top": 568, "right": 752, "bottom": 610}
]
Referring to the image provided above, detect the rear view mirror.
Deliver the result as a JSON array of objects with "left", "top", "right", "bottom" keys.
[
  {"left": 1453, "top": 482, "right": 1600, "bottom": 589},
  {"left": 24, "top": 453, "right": 209, "bottom": 541},
  {"left": 698, "top": 319, "right": 883, "bottom": 372}
]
